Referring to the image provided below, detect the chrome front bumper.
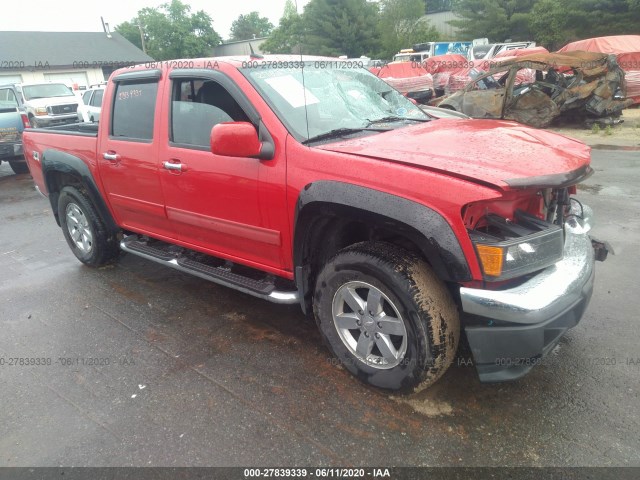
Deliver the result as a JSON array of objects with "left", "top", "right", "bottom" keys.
[
  {"left": 35, "top": 114, "right": 78, "bottom": 125},
  {"left": 460, "top": 204, "right": 598, "bottom": 382}
]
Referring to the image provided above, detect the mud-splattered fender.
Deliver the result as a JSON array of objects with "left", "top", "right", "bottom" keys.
[{"left": 293, "top": 181, "right": 471, "bottom": 312}]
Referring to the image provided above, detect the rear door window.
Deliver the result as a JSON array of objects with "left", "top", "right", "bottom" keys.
[{"left": 111, "top": 81, "right": 158, "bottom": 140}]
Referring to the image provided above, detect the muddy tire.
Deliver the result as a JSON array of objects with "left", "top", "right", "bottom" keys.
[
  {"left": 9, "top": 160, "right": 29, "bottom": 174},
  {"left": 313, "top": 241, "right": 459, "bottom": 392},
  {"left": 58, "top": 186, "right": 119, "bottom": 267}
]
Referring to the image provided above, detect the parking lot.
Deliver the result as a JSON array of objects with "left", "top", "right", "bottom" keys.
[{"left": 0, "top": 149, "right": 639, "bottom": 467}]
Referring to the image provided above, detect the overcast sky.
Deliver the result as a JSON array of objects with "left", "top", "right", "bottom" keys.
[{"left": 0, "top": 0, "right": 310, "bottom": 40}]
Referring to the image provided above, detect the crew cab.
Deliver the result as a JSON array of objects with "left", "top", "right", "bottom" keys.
[{"left": 22, "top": 56, "right": 606, "bottom": 392}]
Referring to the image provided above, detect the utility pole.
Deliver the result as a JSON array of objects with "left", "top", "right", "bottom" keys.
[{"left": 137, "top": 23, "right": 147, "bottom": 54}]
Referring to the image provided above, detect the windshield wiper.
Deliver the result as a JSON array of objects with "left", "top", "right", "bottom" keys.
[
  {"left": 302, "top": 127, "right": 389, "bottom": 145},
  {"left": 366, "top": 115, "right": 431, "bottom": 127}
]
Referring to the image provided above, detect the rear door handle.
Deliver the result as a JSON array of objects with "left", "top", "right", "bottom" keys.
[
  {"left": 103, "top": 152, "right": 120, "bottom": 162},
  {"left": 163, "top": 161, "right": 184, "bottom": 172}
]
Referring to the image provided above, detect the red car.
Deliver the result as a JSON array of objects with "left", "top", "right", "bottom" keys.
[{"left": 22, "top": 56, "right": 605, "bottom": 392}]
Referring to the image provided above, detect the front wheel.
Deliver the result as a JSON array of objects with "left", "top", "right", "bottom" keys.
[
  {"left": 58, "top": 186, "right": 119, "bottom": 267},
  {"left": 313, "top": 242, "right": 460, "bottom": 392}
]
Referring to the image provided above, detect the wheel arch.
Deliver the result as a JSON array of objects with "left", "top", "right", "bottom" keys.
[
  {"left": 293, "top": 181, "right": 471, "bottom": 314},
  {"left": 41, "top": 149, "right": 118, "bottom": 234}
]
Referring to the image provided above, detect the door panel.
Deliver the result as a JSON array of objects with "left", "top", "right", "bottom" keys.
[
  {"left": 159, "top": 77, "right": 288, "bottom": 270},
  {"left": 99, "top": 79, "right": 175, "bottom": 239},
  {"left": 460, "top": 89, "right": 506, "bottom": 118}
]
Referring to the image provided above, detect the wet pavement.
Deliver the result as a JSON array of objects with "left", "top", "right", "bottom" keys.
[{"left": 0, "top": 151, "right": 639, "bottom": 467}]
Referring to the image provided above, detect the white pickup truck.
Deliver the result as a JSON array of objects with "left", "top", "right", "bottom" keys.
[{"left": 12, "top": 83, "right": 80, "bottom": 128}]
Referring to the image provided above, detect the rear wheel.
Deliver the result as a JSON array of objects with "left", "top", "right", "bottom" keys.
[
  {"left": 58, "top": 186, "right": 119, "bottom": 267},
  {"left": 9, "top": 160, "right": 29, "bottom": 174},
  {"left": 314, "top": 242, "right": 460, "bottom": 392}
]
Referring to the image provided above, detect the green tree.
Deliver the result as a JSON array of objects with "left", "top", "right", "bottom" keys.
[
  {"left": 230, "top": 12, "right": 274, "bottom": 41},
  {"left": 116, "top": 21, "right": 145, "bottom": 51},
  {"left": 301, "top": 0, "right": 381, "bottom": 57},
  {"left": 378, "top": 0, "right": 440, "bottom": 59},
  {"left": 529, "top": 0, "right": 640, "bottom": 50},
  {"left": 449, "top": 0, "right": 536, "bottom": 41},
  {"left": 528, "top": 0, "right": 577, "bottom": 49},
  {"left": 426, "top": 0, "right": 453, "bottom": 12},
  {"left": 261, "top": 0, "right": 304, "bottom": 53},
  {"left": 116, "top": 0, "right": 221, "bottom": 60}
]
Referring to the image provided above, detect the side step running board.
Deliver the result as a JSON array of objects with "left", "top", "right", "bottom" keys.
[{"left": 120, "top": 237, "right": 300, "bottom": 305}]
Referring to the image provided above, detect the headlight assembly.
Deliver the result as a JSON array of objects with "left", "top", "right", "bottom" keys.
[{"left": 470, "top": 211, "right": 564, "bottom": 281}]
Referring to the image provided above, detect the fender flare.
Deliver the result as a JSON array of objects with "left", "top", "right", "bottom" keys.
[
  {"left": 41, "top": 149, "right": 118, "bottom": 232},
  {"left": 293, "top": 181, "right": 471, "bottom": 309}
]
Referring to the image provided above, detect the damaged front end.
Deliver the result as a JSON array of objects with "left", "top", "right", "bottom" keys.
[{"left": 460, "top": 181, "right": 608, "bottom": 382}]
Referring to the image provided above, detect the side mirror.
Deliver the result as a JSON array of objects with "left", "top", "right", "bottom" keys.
[{"left": 210, "top": 122, "right": 261, "bottom": 158}]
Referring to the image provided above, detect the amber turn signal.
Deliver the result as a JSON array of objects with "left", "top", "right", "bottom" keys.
[{"left": 475, "top": 244, "right": 504, "bottom": 277}]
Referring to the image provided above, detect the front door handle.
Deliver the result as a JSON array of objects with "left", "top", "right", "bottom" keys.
[
  {"left": 103, "top": 152, "right": 120, "bottom": 162},
  {"left": 163, "top": 161, "right": 183, "bottom": 172}
]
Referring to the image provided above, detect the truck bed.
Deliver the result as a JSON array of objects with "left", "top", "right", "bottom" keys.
[
  {"left": 29, "top": 122, "right": 99, "bottom": 137},
  {"left": 22, "top": 123, "right": 100, "bottom": 195}
]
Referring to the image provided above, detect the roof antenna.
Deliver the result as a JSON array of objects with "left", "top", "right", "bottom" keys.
[
  {"left": 249, "top": 43, "right": 263, "bottom": 59},
  {"left": 101, "top": 17, "right": 112, "bottom": 38}
]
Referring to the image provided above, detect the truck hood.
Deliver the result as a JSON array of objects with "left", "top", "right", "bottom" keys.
[
  {"left": 316, "top": 119, "right": 592, "bottom": 189},
  {"left": 27, "top": 97, "right": 78, "bottom": 108}
]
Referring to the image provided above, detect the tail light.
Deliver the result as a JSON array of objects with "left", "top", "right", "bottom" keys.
[{"left": 21, "top": 113, "right": 31, "bottom": 128}]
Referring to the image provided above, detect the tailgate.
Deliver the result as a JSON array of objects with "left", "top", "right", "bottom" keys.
[{"left": 0, "top": 108, "right": 24, "bottom": 158}]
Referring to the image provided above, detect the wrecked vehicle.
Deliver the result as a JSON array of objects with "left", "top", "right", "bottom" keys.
[{"left": 436, "top": 51, "right": 634, "bottom": 128}]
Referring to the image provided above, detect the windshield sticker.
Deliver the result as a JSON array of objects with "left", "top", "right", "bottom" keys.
[{"left": 264, "top": 75, "right": 319, "bottom": 108}]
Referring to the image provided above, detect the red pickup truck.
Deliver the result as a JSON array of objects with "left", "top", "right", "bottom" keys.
[{"left": 23, "top": 56, "right": 606, "bottom": 392}]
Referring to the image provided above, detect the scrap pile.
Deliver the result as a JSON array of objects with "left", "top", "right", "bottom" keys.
[
  {"left": 558, "top": 35, "right": 640, "bottom": 105},
  {"left": 369, "top": 62, "right": 434, "bottom": 104}
]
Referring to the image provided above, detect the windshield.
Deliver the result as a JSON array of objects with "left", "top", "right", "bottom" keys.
[
  {"left": 22, "top": 83, "right": 74, "bottom": 101},
  {"left": 242, "top": 62, "right": 428, "bottom": 143},
  {"left": 393, "top": 54, "right": 413, "bottom": 62},
  {"left": 472, "top": 45, "right": 493, "bottom": 59}
]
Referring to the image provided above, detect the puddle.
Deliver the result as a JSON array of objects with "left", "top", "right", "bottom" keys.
[
  {"left": 577, "top": 184, "right": 603, "bottom": 194},
  {"left": 590, "top": 144, "right": 640, "bottom": 151}
]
